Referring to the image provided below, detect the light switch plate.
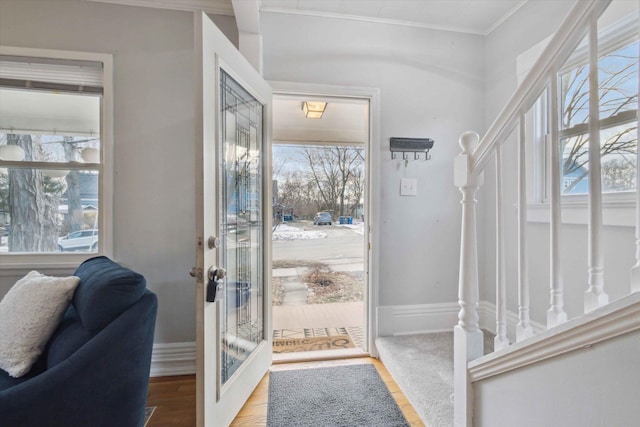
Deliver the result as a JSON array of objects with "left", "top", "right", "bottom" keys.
[{"left": 400, "top": 178, "right": 417, "bottom": 196}]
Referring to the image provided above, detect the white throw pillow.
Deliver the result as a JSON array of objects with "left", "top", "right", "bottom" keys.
[{"left": 0, "top": 271, "right": 80, "bottom": 378}]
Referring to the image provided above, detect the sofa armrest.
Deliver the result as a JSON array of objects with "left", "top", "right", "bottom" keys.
[{"left": 0, "top": 291, "right": 157, "bottom": 427}]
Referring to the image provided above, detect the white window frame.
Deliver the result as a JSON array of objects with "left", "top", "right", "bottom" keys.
[
  {"left": 523, "top": 14, "right": 639, "bottom": 226},
  {"left": 0, "top": 46, "right": 113, "bottom": 269}
]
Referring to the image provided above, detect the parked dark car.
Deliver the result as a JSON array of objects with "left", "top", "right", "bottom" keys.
[{"left": 313, "top": 212, "right": 332, "bottom": 225}]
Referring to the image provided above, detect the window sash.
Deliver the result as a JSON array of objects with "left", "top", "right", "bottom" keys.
[
  {"left": 0, "top": 46, "right": 112, "bottom": 267},
  {"left": 559, "top": 109, "right": 637, "bottom": 140}
]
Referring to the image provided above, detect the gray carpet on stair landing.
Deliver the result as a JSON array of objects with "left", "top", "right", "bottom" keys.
[{"left": 376, "top": 331, "right": 494, "bottom": 427}]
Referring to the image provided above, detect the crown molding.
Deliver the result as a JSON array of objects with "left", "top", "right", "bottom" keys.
[
  {"left": 87, "top": 0, "right": 530, "bottom": 36},
  {"left": 486, "top": 0, "right": 528, "bottom": 35},
  {"left": 261, "top": 1, "right": 530, "bottom": 37},
  {"left": 260, "top": 7, "right": 487, "bottom": 36},
  {"left": 86, "top": 0, "right": 234, "bottom": 16}
]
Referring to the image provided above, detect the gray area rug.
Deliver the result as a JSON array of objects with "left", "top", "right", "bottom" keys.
[
  {"left": 267, "top": 364, "right": 409, "bottom": 427},
  {"left": 376, "top": 331, "right": 494, "bottom": 427}
]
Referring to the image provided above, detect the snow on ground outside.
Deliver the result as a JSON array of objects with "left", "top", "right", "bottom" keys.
[
  {"left": 272, "top": 222, "right": 365, "bottom": 240},
  {"left": 336, "top": 222, "right": 365, "bottom": 236},
  {"left": 272, "top": 223, "right": 327, "bottom": 240}
]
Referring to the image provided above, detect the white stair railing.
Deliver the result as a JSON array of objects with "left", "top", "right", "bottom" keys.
[
  {"left": 547, "top": 68, "right": 568, "bottom": 328},
  {"left": 453, "top": 1, "right": 620, "bottom": 425},
  {"left": 633, "top": 38, "right": 640, "bottom": 293},
  {"left": 516, "top": 114, "right": 534, "bottom": 342},
  {"left": 585, "top": 15, "right": 609, "bottom": 311},
  {"left": 494, "top": 144, "right": 509, "bottom": 351}
]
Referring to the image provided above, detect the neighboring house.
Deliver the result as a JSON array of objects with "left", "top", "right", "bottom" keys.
[
  {"left": 0, "top": 0, "right": 637, "bottom": 426},
  {"left": 58, "top": 172, "right": 99, "bottom": 214}
]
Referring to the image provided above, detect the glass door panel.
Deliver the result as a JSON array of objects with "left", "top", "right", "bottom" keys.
[{"left": 220, "top": 70, "right": 264, "bottom": 384}]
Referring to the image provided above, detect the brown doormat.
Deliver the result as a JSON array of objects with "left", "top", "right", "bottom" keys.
[{"left": 273, "top": 335, "right": 355, "bottom": 353}]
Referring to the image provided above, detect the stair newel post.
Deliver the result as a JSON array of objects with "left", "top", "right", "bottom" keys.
[
  {"left": 454, "top": 131, "right": 484, "bottom": 427},
  {"left": 517, "top": 114, "right": 534, "bottom": 341},
  {"left": 495, "top": 144, "right": 509, "bottom": 351},
  {"left": 631, "top": 34, "right": 640, "bottom": 294},
  {"left": 585, "top": 14, "right": 609, "bottom": 311},
  {"left": 548, "top": 68, "right": 568, "bottom": 327}
]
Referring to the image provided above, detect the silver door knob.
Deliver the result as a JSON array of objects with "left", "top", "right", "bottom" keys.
[{"left": 208, "top": 266, "right": 226, "bottom": 282}]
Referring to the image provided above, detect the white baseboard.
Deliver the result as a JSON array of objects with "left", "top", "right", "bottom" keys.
[
  {"left": 377, "top": 301, "right": 546, "bottom": 338},
  {"left": 151, "top": 302, "right": 547, "bottom": 376},
  {"left": 377, "top": 303, "right": 459, "bottom": 336},
  {"left": 150, "top": 341, "right": 196, "bottom": 377}
]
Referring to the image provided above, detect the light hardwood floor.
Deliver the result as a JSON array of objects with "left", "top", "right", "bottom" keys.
[{"left": 147, "top": 357, "right": 424, "bottom": 427}]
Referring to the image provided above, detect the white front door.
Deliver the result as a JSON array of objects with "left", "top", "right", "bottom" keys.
[{"left": 194, "top": 11, "right": 272, "bottom": 427}]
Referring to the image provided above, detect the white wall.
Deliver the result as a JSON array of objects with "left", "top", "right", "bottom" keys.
[
  {"left": 0, "top": 0, "right": 237, "bottom": 345},
  {"left": 0, "top": 0, "right": 486, "bottom": 344},
  {"left": 261, "top": 12, "right": 485, "bottom": 311},
  {"left": 6, "top": 0, "right": 627, "bottom": 350},
  {"left": 473, "top": 329, "right": 640, "bottom": 427},
  {"left": 481, "top": 0, "right": 639, "bottom": 329}
]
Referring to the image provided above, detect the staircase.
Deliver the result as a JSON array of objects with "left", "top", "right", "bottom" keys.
[
  {"left": 453, "top": 0, "right": 639, "bottom": 426},
  {"left": 378, "top": 1, "right": 639, "bottom": 426}
]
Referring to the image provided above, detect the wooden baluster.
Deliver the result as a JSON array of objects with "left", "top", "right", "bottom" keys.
[
  {"left": 517, "top": 114, "right": 534, "bottom": 341},
  {"left": 630, "top": 26, "right": 640, "bottom": 294},
  {"left": 548, "top": 69, "right": 568, "bottom": 327},
  {"left": 585, "top": 14, "right": 609, "bottom": 311},
  {"left": 495, "top": 144, "right": 509, "bottom": 350},
  {"left": 454, "top": 131, "right": 484, "bottom": 427}
]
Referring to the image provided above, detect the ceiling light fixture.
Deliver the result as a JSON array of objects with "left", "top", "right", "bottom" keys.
[{"left": 302, "top": 101, "right": 327, "bottom": 119}]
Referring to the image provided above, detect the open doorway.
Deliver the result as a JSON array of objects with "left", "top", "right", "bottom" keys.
[{"left": 271, "top": 94, "right": 370, "bottom": 361}]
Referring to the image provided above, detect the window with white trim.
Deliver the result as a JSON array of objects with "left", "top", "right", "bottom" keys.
[
  {"left": 525, "top": 19, "right": 638, "bottom": 218},
  {"left": 0, "top": 48, "right": 112, "bottom": 265},
  {"left": 558, "top": 37, "right": 638, "bottom": 196}
]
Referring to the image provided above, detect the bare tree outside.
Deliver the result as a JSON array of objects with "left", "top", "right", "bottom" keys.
[
  {"left": 62, "top": 135, "right": 84, "bottom": 235},
  {"left": 277, "top": 170, "right": 321, "bottom": 219},
  {"left": 273, "top": 144, "right": 365, "bottom": 220},
  {"left": 4, "top": 134, "right": 61, "bottom": 252},
  {"left": 0, "top": 133, "right": 99, "bottom": 253},
  {"left": 302, "top": 146, "right": 364, "bottom": 217},
  {"left": 560, "top": 40, "right": 638, "bottom": 194}
]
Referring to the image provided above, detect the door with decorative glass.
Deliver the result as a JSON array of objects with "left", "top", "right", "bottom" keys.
[{"left": 194, "top": 12, "right": 272, "bottom": 427}]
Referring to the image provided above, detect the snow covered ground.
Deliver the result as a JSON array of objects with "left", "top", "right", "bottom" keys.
[
  {"left": 336, "top": 222, "right": 365, "bottom": 236},
  {"left": 272, "top": 221, "right": 365, "bottom": 240},
  {"left": 272, "top": 223, "right": 327, "bottom": 240}
]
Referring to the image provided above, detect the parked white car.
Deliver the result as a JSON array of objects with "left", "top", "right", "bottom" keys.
[{"left": 58, "top": 229, "right": 98, "bottom": 252}]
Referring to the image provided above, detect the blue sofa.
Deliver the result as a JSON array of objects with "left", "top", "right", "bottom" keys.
[{"left": 0, "top": 256, "right": 158, "bottom": 427}]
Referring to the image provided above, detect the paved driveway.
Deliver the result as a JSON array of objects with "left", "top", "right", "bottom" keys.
[{"left": 272, "top": 221, "right": 364, "bottom": 262}]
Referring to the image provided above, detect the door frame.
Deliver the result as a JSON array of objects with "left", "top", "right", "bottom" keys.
[{"left": 269, "top": 81, "right": 381, "bottom": 356}]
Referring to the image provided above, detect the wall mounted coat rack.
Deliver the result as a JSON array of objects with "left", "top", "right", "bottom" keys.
[{"left": 390, "top": 137, "right": 434, "bottom": 160}]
